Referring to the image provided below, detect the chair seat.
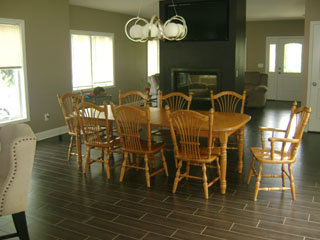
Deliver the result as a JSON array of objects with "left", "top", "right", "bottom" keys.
[
  {"left": 85, "top": 136, "right": 120, "bottom": 149},
  {"left": 176, "top": 147, "right": 221, "bottom": 163},
  {"left": 251, "top": 147, "right": 295, "bottom": 164},
  {"left": 122, "top": 140, "right": 165, "bottom": 154}
]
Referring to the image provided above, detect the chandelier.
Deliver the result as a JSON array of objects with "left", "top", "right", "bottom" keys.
[{"left": 125, "top": 0, "right": 187, "bottom": 42}]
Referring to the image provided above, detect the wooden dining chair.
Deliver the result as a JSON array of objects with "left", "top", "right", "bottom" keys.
[
  {"left": 210, "top": 90, "right": 246, "bottom": 114},
  {"left": 165, "top": 106, "right": 221, "bottom": 199},
  {"left": 57, "top": 92, "right": 84, "bottom": 167},
  {"left": 159, "top": 91, "right": 193, "bottom": 110},
  {"left": 210, "top": 90, "right": 246, "bottom": 151},
  {"left": 118, "top": 90, "right": 149, "bottom": 106},
  {"left": 76, "top": 101, "right": 122, "bottom": 178},
  {"left": 154, "top": 91, "right": 193, "bottom": 153},
  {"left": 247, "top": 102, "right": 311, "bottom": 201},
  {"left": 111, "top": 104, "right": 168, "bottom": 187}
]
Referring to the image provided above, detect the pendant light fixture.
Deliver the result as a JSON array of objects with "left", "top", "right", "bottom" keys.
[{"left": 125, "top": 0, "right": 187, "bottom": 42}]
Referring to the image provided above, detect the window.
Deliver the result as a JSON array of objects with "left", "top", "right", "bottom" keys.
[
  {"left": 0, "top": 18, "right": 29, "bottom": 125},
  {"left": 147, "top": 40, "right": 159, "bottom": 77},
  {"left": 268, "top": 44, "right": 276, "bottom": 72},
  {"left": 71, "top": 30, "right": 114, "bottom": 90},
  {"left": 283, "top": 43, "right": 302, "bottom": 73}
]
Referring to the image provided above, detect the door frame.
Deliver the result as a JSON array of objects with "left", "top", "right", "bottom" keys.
[
  {"left": 307, "top": 21, "right": 320, "bottom": 132},
  {"left": 265, "top": 36, "right": 304, "bottom": 100}
]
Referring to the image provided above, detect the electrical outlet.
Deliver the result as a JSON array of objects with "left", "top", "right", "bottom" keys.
[{"left": 44, "top": 113, "right": 50, "bottom": 121}]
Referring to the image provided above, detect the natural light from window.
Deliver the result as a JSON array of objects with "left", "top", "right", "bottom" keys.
[
  {"left": 0, "top": 19, "right": 29, "bottom": 125},
  {"left": 269, "top": 44, "right": 276, "bottom": 72},
  {"left": 71, "top": 31, "right": 114, "bottom": 90},
  {"left": 283, "top": 43, "right": 302, "bottom": 73},
  {"left": 147, "top": 40, "right": 159, "bottom": 77}
]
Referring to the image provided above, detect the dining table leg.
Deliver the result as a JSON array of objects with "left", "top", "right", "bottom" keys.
[
  {"left": 237, "top": 126, "right": 245, "bottom": 174},
  {"left": 219, "top": 133, "right": 228, "bottom": 194}
]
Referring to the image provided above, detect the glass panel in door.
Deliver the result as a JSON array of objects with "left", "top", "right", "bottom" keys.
[
  {"left": 283, "top": 43, "right": 302, "bottom": 73},
  {"left": 269, "top": 44, "right": 276, "bottom": 73}
]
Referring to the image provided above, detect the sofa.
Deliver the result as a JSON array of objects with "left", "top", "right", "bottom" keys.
[{"left": 245, "top": 72, "right": 268, "bottom": 107}]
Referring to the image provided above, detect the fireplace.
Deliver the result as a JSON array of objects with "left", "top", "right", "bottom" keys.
[{"left": 172, "top": 68, "right": 220, "bottom": 109}]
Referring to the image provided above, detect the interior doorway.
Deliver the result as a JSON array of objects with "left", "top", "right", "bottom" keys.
[{"left": 265, "top": 36, "right": 303, "bottom": 101}]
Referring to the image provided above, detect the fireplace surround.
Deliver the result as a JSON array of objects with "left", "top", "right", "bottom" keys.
[{"left": 172, "top": 68, "right": 220, "bottom": 102}]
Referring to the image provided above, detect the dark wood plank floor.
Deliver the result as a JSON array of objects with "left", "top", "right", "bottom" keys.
[{"left": 1, "top": 101, "right": 320, "bottom": 240}]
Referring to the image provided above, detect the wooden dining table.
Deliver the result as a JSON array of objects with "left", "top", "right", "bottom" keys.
[{"left": 76, "top": 106, "right": 251, "bottom": 194}]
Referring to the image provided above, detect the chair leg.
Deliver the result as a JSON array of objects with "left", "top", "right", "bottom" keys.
[
  {"left": 136, "top": 155, "right": 140, "bottom": 170},
  {"left": 254, "top": 163, "right": 263, "bottom": 201},
  {"left": 68, "top": 135, "right": 74, "bottom": 161},
  {"left": 101, "top": 148, "right": 105, "bottom": 161},
  {"left": 247, "top": 156, "right": 256, "bottom": 184},
  {"left": 105, "top": 149, "right": 111, "bottom": 179},
  {"left": 12, "top": 211, "right": 30, "bottom": 240},
  {"left": 186, "top": 162, "right": 190, "bottom": 181},
  {"left": 160, "top": 149, "right": 168, "bottom": 176},
  {"left": 288, "top": 164, "right": 296, "bottom": 200},
  {"left": 174, "top": 156, "right": 178, "bottom": 168},
  {"left": 282, "top": 164, "right": 286, "bottom": 187},
  {"left": 172, "top": 160, "right": 183, "bottom": 194},
  {"left": 202, "top": 163, "right": 209, "bottom": 199},
  {"left": 120, "top": 152, "right": 128, "bottom": 182},
  {"left": 144, "top": 154, "right": 151, "bottom": 188},
  {"left": 83, "top": 146, "right": 91, "bottom": 174}
]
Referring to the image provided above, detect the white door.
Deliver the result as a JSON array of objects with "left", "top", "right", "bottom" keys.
[
  {"left": 307, "top": 22, "right": 320, "bottom": 132},
  {"left": 266, "top": 37, "right": 303, "bottom": 101}
]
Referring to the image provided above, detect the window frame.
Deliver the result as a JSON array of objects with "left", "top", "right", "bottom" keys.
[
  {"left": 0, "top": 18, "right": 30, "bottom": 126},
  {"left": 70, "top": 30, "right": 115, "bottom": 91}
]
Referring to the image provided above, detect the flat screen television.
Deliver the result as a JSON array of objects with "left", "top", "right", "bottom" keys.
[{"left": 164, "top": 0, "right": 229, "bottom": 41}]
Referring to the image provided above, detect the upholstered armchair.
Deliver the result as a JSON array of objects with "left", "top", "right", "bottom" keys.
[
  {"left": 0, "top": 124, "right": 37, "bottom": 240},
  {"left": 245, "top": 72, "right": 268, "bottom": 107}
]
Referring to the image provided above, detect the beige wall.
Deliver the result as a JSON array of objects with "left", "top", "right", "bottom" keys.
[
  {"left": 69, "top": 6, "right": 147, "bottom": 99},
  {"left": 302, "top": 0, "right": 320, "bottom": 106},
  {"left": 0, "top": 0, "right": 71, "bottom": 133},
  {"left": 246, "top": 20, "right": 304, "bottom": 72},
  {"left": 0, "top": 1, "right": 146, "bottom": 135}
]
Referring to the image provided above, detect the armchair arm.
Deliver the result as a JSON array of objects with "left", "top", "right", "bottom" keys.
[
  {"left": 0, "top": 124, "right": 36, "bottom": 216},
  {"left": 268, "top": 137, "right": 299, "bottom": 161},
  {"left": 258, "top": 127, "right": 287, "bottom": 149},
  {"left": 253, "top": 85, "right": 268, "bottom": 93},
  {"left": 268, "top": 137, "right": 299, "bottom": 144},
  {"left": 258, "top": 127, "right": 287, "bottom": 133}
]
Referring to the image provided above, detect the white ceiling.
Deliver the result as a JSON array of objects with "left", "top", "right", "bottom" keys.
[{"left": 68, "top": 0, "right": 306, "bottom": 21}]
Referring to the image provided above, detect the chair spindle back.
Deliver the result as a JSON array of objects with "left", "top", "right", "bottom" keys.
[{"left": 210, "top": 90, "right": 246, "bottom": 114}]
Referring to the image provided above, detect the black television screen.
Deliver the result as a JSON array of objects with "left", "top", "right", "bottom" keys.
[{"left": 165, "top": 0, "right": 229, "bottom": 41}]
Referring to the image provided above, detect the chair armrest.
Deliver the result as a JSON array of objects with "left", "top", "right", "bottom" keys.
[
  {"left": 268, "top": 137, "right": 299, "bottom": 160},
  {"left": 258, "top": 127, "right": 287, "bottom": 133},
  {"left": 268, "top": 137, "right": 299, "bottom": 144},
  {"left": 0, "top": 124, "right": 36, "bottom": 216},
  {"left": 254, "top": 85, "right": 268, "bottom": 93},
  {"left": 258, "top": 127, "right": 287, "bottom": 150}
]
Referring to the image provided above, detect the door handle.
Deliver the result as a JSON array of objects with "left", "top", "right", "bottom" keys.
[{"left": 312, "top": 82, "right": 317, "bottom": 86}]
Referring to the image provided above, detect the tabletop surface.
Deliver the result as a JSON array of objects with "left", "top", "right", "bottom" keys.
[{"left": 107, "top": 106, "right": 251, "bottom": 132}]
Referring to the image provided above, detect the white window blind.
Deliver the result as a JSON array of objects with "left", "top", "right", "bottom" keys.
[
  {"left": 0, "top": 19, "right": 29, "bottom": 125},
  {"left": 71, "top": 31, "right": 114, "bottom": 90}
]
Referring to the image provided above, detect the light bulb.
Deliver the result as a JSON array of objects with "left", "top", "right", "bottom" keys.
[
  {"left": 142, "top": 23, "right": 159, "bottom": 39},
  {"left": 176, "top": 23, "right": 185, "bottom": 37},
  {"left": 129, "top": 24, "right": 142, "bottom": 39},
  {"left": 164, "top": 23, "right": 179, "bottom": 38}
]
